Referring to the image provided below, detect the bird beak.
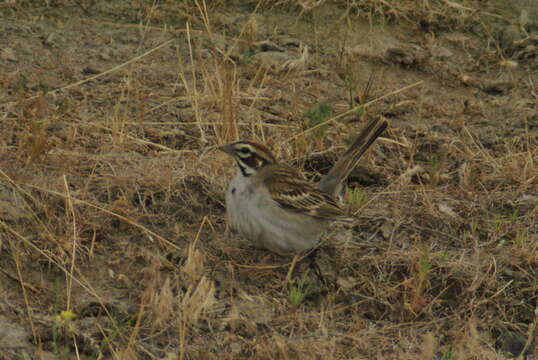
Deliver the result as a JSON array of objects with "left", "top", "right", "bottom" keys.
[{"left": 217, "top": 144, "right": 233, "bottom": 156}]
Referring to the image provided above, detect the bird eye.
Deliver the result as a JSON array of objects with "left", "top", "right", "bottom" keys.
[{"left": 239, "top": 148, "right": 250, "bottom": 154}]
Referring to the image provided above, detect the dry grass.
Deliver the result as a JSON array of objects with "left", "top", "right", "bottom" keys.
[{"left": 0, "top": 0, "right": 537, "bottom": 359}]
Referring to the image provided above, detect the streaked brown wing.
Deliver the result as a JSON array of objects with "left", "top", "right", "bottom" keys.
[{"left": 263, "top": 166, "right": 350, "bottom": 221}]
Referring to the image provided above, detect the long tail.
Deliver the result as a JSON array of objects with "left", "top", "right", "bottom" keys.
[{"left": 319, "top": 117, "right": 387, "bottom": 197}]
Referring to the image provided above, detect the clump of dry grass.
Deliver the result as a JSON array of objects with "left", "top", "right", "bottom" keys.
[{"left": 0, "top": 0, "right": 536, "bottom": 359}]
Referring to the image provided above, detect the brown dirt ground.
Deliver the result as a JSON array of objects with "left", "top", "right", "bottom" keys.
[{"left": 0, "top": 0, "right": 537, "bottom": 359}]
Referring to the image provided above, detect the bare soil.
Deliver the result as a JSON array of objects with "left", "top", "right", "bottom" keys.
[{"left": 0, "top": 1, "right": 537, "bottom": 359}]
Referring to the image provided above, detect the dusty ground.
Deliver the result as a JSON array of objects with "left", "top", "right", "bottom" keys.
[{"left": 0, "top": 0, "right": 537, "bottom": 359}]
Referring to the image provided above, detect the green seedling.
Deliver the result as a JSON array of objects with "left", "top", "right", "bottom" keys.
[
  {"left": 304, "top": 102, "right": 333, "bottom": 139},
  {"left": 288, "top": 274, "right": 313, "bottom": 307}
]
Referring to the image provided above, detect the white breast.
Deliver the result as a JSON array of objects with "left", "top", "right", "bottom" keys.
[{"left": 225, "top": 172, "right": 265, "bottom": 242}]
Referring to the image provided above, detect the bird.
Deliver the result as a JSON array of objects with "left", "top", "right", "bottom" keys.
[{"left": 218, "top": 117, "right": 387, "bottom": 270}]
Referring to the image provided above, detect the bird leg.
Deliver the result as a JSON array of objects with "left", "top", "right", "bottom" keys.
[
  {"left": 286, "top": 253, "right": 301, "bottom": 282},
  {"left": 285, "top": 249, "right": 330, "bottom": 289},
  {"left": 305, "top": 248, "right": 330, "bottom": 289}
]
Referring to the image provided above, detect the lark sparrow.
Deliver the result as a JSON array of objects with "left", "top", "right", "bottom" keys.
[{"left": 219, "top": 117, "right": 387, "bottom": 256}]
